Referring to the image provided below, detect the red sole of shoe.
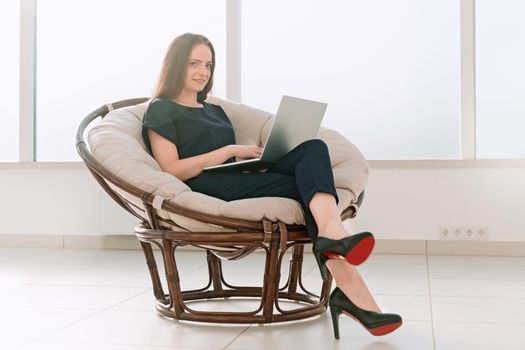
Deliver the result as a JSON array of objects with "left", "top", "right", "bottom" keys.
[
  {"left": 368, "top": 321, "right": 402, "bottom": 336},
  {"left": 323, "top": 236, "right": 375, "bottom": 266},
  {"left": 343, "top": 311, "right": 402, "bottom": 336},
  {"left": 346, "top": 236, "right": 375, "bottom": 265}
]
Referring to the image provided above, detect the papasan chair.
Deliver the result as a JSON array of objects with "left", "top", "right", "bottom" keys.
[{"left": 76, "top": 96, "right": 369, "bottom": 323}]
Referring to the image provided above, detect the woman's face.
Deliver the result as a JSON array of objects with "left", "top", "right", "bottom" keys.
[{"left": 182, "top": 44, "right": 213, "bottom": 95}]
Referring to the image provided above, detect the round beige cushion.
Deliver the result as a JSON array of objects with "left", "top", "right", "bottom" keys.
[{"left": 87, "top": 96, "right": 369, "bottom": 232}]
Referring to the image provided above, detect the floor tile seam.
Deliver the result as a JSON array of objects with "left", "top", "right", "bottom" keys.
[
  {"left": 16, "top": 339, "right": 218, "bottom": 350},
  {"left": 427, "top": 262, "right": 525, "bottom": 266},
  {"left": 72, "top": 308, "right": 159, "bottom": 314},
  {"left": 210, "top": 269, "right": 293, "bottom": 275},
  {"left": 429, "top": 264, "right": 525, "bottom": 267},
  {"left": 30, "top": 282, "right": 152, "bottom": 288},
  {"left": 2, "top": 264, "right": 129, "bottom": 271},
  {"left": 361, "top": 276, "right": 432, "bottom": 280},
  {"left": 0, "top": 284, "right": 28, "bottom": 292},
  {"left": 9, "top": 284, "right": 151, "bottom": 291},
  {"left": 104, "top": 288, "right": 156, "bottom": 311},
  {"left": 23, "top": 260, "right": 137, "bottom": 285},
  {"left": 11, "top": 252, "right": 137, "bottom": 266},
  {"left": 13, "top": 308, "right": 103, "bottom": 350},
  {"left": 429, "top": 277, "right": 525, "bottom": 282},
  {"left": 60, "top": 250, "right": 138, "bottom": 264},
  {"left": 430, "top": 265, "right": 525, "bottom": 274},
  {"left": 431, "top": 320, "right": 525, "bottom": 325},
  {"left": 179, "top": 265, "right": 208, "bottom": 276},
  {"left": 6, "top": 287, "right": 151, "bottom": 310},
  {"left": 429, "top": 295, "right": 525, "bottom": 300},
  {"left": 360, "top": 265, "right": 430, "bottom": 271},
  {"left": 54, "top": 267, "right": 176, "bottom": 273},
  {"left": 9, "top": 255, "right": 139, "bottom": 266},
  {"left": 108, "top": 307, "right": 153, "bottom": 312},
  {"left": 216, "top": 273, "right": 431, "bottom": 280},
  {"left": 13, "top": 305, "right": 104, "bottom": 311},
  {"left": 300, "top": 264, "right": 316, "bottom": 276},
  {"left": 427, "top": 256, "right": 525, "bottom": 261},
  {"left": 425, "top": 244, "right": 438, "bottom": 350},
  {"left": 371, "top": 293, "right": 432, "bottom": 297},
  {"left": 16, "top": 341, "right": 188, "bottom": 350},
  {"left": 428, "top": 260, "right": 525, "bottom": 264},
  {"left": 212, "top": 266, "right": 296, "bottom": 274},
  {"left": 429, "top": 278, "right": 525, "bottom": 283},
  {"left": 17, "top": 270, "right": 94, "bottom": 287},
  {"left": 361, "top": 262, "right": 430, "bottom": 266},
  {"left": 360, "top": 274, "right": 430, "bottom": 279},
  {"left": 372, "top": 293, "right": 431, "bottom": 296},
  {"left": 29, "top": 282, "right": 434, "bottom": 292},
  {"left": 429, "top": 272, "right": 525, "bottom": 281},
  {"left": 221, "top": 324, "right": 252, "bottom": 350},
  {"left": 9, "top": 299, "right": 436, "bottom": 314},
  {"left": 14, "top": 288, "right": 159, "bottom": 348}
]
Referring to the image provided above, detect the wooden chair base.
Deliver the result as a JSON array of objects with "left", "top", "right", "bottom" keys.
[
  {"left": 76, "top": 98, "right": 363, "bottom": 325},
  {"left": 135, "top": 224, "right": 332, "bottom": 324}
]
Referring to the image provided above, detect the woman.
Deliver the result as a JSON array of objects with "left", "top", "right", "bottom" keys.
[{"left": 142, "top": 32, "right": 402, "bottom": 339}]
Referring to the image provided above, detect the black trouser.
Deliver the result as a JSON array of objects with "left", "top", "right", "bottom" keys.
[{"left": 185, "top": 139, "right": 339, "bottom": 240}]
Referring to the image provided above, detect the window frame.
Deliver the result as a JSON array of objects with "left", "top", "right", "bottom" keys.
[{"left": 11, "top": 0, "right": 521, "bottom": 166}]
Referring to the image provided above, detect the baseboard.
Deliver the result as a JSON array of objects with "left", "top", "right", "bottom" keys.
[
  {"left": 64, "top": 235, "right": 142, "bottom": 250},
  {"left": 427, "top": 240, "right": 525, "bottom": 256},
  {"left": 0, "top": 234, "right": 65, "bottom": 248},
  {"left": 1, "top": 234, "right": 525, "bottom": 256},
  {"left": 373, "top": 239, "right": 427, "bottom": 254},
  {"left": 0, "top": 234, "right": 141, "bottom": 250}
]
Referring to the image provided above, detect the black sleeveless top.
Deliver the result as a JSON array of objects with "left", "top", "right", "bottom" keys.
[{"left": 142, "top": 96, "right": 236, "bottom": 164}]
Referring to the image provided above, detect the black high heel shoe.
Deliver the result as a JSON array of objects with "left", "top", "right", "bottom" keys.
[
  {"left": 313, "top": 232, "right": 375, "bottom": 280},
  {"left": 329, "top": 287, "right": 402, "bottom": 339}
]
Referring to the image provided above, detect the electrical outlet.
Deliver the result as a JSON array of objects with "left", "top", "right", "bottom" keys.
[{"left": 438, "top": 226, "right": 488, "bottom": 241}]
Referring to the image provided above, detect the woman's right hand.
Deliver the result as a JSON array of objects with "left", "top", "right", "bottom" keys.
[{"left": 228, "top": 145, "right": 263, "bottom": 160}]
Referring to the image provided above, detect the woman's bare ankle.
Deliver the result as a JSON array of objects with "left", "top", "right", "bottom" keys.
[
  {"left": 318, "top": 225, "right": 351, "bottom": 240},
  {"left": 337, "top": 283, "right": 381, "bottom": 313},
  {"left": 327, "top": 261, "right": 381, "bottom": 312}
]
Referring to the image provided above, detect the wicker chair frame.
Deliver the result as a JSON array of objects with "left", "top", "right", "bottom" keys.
[{"left": 76, "top": 98, "right": 364, "bottom": 324}]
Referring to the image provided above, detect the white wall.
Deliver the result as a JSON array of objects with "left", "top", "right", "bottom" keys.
[
  {"left": 351, "top": 164, "right": 525, "bottom": 241},
  {"left": 0, "top": 164, "right": 135, "bottom": 235},
  {"left": 0, "top": 163, "right": 524, "bottom": 241}
]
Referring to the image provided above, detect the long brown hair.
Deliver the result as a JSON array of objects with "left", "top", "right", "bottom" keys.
[{"left": 153, "top": 33, "right": 215, "bottom": 102}]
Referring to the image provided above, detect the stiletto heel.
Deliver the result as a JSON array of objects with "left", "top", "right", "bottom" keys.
[
  {"left": 329, "top": 287, "right": 402, "bottom": 338},
  {"left": 313, "top": 232, "right": 375, "bottom": 280},
  {"left": 314, "top": 249, "right": 329, "bottom": 280},
  {"left": 329, "top": 305, "right": 341, "bottom": 339}
]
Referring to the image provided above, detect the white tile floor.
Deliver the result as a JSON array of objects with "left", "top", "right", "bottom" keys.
[{"left": 1, "top": 247, "right": 525, "bottom": 350}]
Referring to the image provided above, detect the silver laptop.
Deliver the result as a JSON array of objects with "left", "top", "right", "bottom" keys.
[{"left": 204, "top": 95, "right": 327, "bottom": 172}]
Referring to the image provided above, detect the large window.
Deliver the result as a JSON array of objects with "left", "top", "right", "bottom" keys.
[
  {"left": 3, "top": 1, "right": 524, "bottom": 163},
  {"left": 242, "top": 0, "right": 461, "bottom": 160},
  {"left": 475, "top": 0, "right": 525, "bottom": 159},
  {"left": 0, "top": 1, "right": 20, "bottom": 162},
  {"left": 36, "top": 0, "right": 226, "bottom": 161}
]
